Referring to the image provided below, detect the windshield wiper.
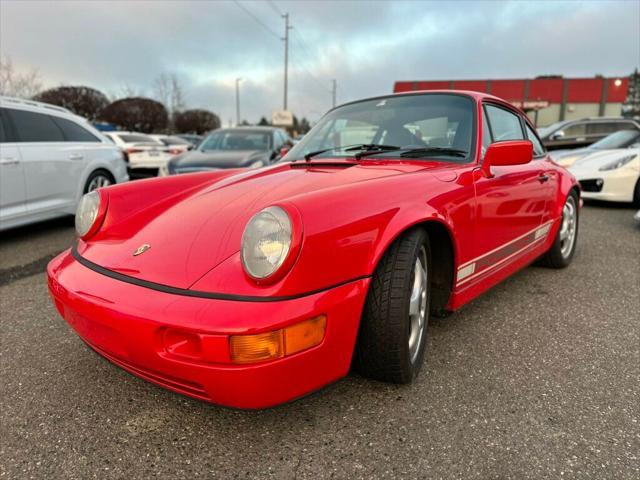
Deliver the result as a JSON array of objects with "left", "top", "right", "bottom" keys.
[
  {"left": 303, "top": 144, "right": 401, "bottom": 161},
  {"left": 398, "top": 147, "right": 468, "bottom": 158}
]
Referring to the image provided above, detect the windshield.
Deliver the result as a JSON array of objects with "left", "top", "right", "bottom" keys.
[
  {"left": 285, "top": 93, "right": 476, "bottom": 163},
  {"left": 200, "top": 130, "right": 272, "bottom": 151},
  {"left": 590, "top": 130, "right": 640, "bottom": 149}
]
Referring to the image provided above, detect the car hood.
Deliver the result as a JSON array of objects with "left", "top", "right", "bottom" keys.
[
  {"left": 172, "top": 149, "right": 267, "bottom": 170},
  {"left": 79, "top": 160, "right": 442, "bottom": 289},
  {"left": 549, "top": 147, "right": 592, "bottom": 162},
  {"left": 569, "top": 148, "right": 637, "bottom": 169}
]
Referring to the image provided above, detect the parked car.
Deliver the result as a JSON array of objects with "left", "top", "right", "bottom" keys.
[
  {"left": 551, "top": 129, "right": 640, "bottom": 167},
  {"left": 149, "top": 134, "right": 194, "bottom": 155},
  {"left": 48, "top": 91, "right": 581, "bottom": 409},
  {"left": 568, "top": 147, "right": 639, "bottom": 205},
  {"left": 103, "top": 131, "right": 173, "bottom": 176},
  {"left": 0, "top": 96, "right": 128, "bottom": 231},
  {"left": 159, "top": 126, "right": 293, "bottom": 176},
  {"left": 538, "top": 117, "right": 640, "bottom": 150},
  {"left": 175, "top": 134, "right": 203, "bottom": 146}
]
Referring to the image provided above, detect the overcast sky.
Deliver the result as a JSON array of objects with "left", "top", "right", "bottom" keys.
[{"left": 1, "top": 0, "right": 639, "bottom": 124}]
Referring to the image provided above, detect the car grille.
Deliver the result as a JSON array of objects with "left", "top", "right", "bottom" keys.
[{"left": 579, "top": 179, "right": 604, "bottom": 192}]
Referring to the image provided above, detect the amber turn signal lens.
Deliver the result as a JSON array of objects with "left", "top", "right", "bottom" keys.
[
  {"left": 230, "top": 330, "right": 284, "bottom": 364},
  {"left": 229, "top": 315, "right": 327, "bottom": 364},
  {"left": 284, "top": 315, "right": 326, "bottom": 355}
]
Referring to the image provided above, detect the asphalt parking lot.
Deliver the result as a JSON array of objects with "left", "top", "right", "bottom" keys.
[{"left": 1, "top": 204, "right": 638, "bottom": 479}]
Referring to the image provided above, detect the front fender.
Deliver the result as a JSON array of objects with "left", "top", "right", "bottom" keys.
[{"left": 191, "top": 172, "right": 467, "bottom": 298}]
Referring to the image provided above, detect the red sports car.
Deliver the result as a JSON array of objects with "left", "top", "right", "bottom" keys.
[{"left": 48, "top": 91, "right": 580, "bottom": 409}]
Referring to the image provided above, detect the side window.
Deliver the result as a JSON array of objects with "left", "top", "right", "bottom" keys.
[
  {"left": 481, "top": 108, "right": 492, "bottom": 157},
  {"left": 0, "top": 109, "right": 6, "bottom": 143},
  {"left": 485, "top": 105, "right": 524, "bottom": 142},
  {"left": 525, "top": 124, "right": 545, "bottom": 157},
  {"left": 563, "top": 123, "right": 586, "bottom": 137},
  {"left": 587, "top": 122, "right": 621, "bottom": 135},
  {"left": 51, "top": 117, "right": 100, "bottom": 142},
  {"left": 6, "top": 108, "right": 64, "bottom": 142}
]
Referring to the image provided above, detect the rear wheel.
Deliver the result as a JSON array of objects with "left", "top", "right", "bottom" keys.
[
  {"left": 633, "top": 178, "right": 640, "bottom": 207},
  {"left": 539, "top": 192, "right": 579, "bottom": 268},
  {"left": 354, "top": 228, "right": 431, "bottom": 383},
  {"left": 84, "top": 170, "right": 114, "bottom": 194}
]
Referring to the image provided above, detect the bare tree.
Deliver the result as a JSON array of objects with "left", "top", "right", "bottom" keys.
[
  {"left": 118, "top": 83, "right": 143, "bottom": 98},
  {"left": 0, "top": 55, "right": 42, "bottom": 98},
  {"left": 153, "top": 73, "right": 186, "bottom": 122}
]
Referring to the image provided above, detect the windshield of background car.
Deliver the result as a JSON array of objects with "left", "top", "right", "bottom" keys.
[
  {"left": 285, "top": 94, "right": 475, "bottom": 163},
  {"left": 285, "top": 94, "right": 476, "bottom": 163},
  {"left": 590, "top": 130, "right": 640, "bottom": 149},
  {"left": 200, "top": 131, "right": 272, "bottom": 151}
]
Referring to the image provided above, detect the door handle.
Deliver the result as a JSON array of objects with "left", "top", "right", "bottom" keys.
[
  {"left": 69, "top": 153, "right": 84, "bottom": 160},
  {"left": 538, "top": 173, "right": 550, "bottom": 183},
  {"left": 0, "top": 157, "right": 19, "bottom": 166}
]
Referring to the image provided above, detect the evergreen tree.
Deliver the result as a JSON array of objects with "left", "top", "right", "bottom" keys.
[{"left": 622, "top": 69, "right": 640, "bottom": 119}]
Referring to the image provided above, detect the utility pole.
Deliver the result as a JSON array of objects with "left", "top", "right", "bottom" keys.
[
  {"left": 332, "top": 79, "right": 337, "bottom": 108},
  {"left": 235, "top": 77, "right": 242, "bottom": 126},
  {"left": 282, "top": 13, "right": 292, "bottom": 111}
]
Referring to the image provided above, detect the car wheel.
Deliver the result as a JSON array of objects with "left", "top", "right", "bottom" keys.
[
  {"left": 354, "top": 228, "right": 431, "bottom": 384},
  {"left": 84, "top": 170, "right": 114, "bottom": 194},
  {"left": 633, "top": 178, "right": 640, "bottom": 208},
  {"left": 539, "top": 191, "right": 579, "bottom": 268}
]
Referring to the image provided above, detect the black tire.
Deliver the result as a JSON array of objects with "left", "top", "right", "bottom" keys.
[
  {"left": 83, "top": 169, "right": 115, "bottom": 194},
  {"left": 539, "top": 191, "right": 579, "bottom": 268},
  {"left": 633, "top": 178, "right": 640, "bottom": 208},
  {"left": 354, "top": 228, "right": 431, "bottom": 384}
]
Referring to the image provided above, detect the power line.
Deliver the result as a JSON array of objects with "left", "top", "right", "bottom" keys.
[
  {"left": 267, "top": 0, "right": 284, "bottom": 16},
  {"left": 232, "top": 0, "right": 280, "bottom": 39}
]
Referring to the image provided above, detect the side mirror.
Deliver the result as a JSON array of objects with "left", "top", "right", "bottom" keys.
[
  {"left": 483, "top": 140, "right": 533, "bottom": 176},
  {"left": 551, "top": 130, "right": 565, "bottom": 141}
]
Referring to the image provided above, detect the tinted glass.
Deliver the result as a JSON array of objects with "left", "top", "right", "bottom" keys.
[
  {"left": 286, "top": 94, "right": 476, "bottom": 163},
  {"left": 0, "top": 109, "right": 6, "bottom": 143},
  {"left": 525, "top": 124, "right": 545, "bottom": 156},
  {"left": 485, "top": 105, "right": 524, "bottom": 141},
  {"left": 7, "top": 108, "right": 64, "bottom": 142},
  {"left": 587, "top": 122, "right": 621, "bottom": 135},
  {"left": 563, "top": 123, "right": 586, "bottom": 136},
  {"left": 52, "top": 117, "right": 100, "bottom": 142},
  {"left": 200, "top": 130, "right": 272, "bottom": 151},
  {"left": 162, "top": 136, "right": 191, "bottom": 146}
]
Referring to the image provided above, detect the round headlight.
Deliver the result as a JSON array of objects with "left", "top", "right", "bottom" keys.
[
  {"left": 75, "top": 191, "right": 101, "bottom": 237},
  {"left": 241, "top": 206, "right": 292, "bottom": 279}
]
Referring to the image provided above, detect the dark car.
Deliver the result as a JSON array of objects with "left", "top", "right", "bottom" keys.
[
  {"left": 550, "top": 129, "right": 640, "bottom": 166},
  {"left": 538, "top": 117, "right": 640, "bottom": 150},
  {"left": 162, "top": 127, "right": 292, "bottom": 176}
]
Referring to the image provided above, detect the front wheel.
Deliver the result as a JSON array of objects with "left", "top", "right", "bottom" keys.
[
  {"left": 539, "top": 191, "right": 579, "bottom": 268},
  {"left": 354, "top": 228, "right": 431, "bottom": 384}
]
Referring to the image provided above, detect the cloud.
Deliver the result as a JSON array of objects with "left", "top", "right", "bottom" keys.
[{"left": 1, "top": 0, "right": 638, "bottom": 124}]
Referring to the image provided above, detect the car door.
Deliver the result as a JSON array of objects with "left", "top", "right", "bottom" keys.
[
  {"left": 470, "top": 104, "right": 547, "bottom": 277},
  {"left": 6, "top": 108, "right": 82, "bottom": 214},
  {"left": 0, "top": 108, "right": 27, "bottom": 225}
]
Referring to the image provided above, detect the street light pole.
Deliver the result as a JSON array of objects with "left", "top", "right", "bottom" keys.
[
  {"left": 282, "top": 13, "right": 292, "bottom": 111},
  {"left": 332, "top": 79, "right": 337, "bottom": 108},
  {"left": 235, "top": 77, "right": 242, "bottom": 126}
]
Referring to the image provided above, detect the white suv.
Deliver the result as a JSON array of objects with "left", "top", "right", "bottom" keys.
[{"left": 0, "top": 96, "right": 128, "bottom": 231}]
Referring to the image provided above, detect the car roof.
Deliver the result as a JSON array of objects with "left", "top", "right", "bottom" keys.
[{"left": 0, "top": 95, "right": 89, "bottom": 124}]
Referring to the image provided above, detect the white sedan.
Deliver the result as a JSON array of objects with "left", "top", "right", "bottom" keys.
[
  {"left": 568, "top": 146, "right": 640, "bottom": 205},
  {"left": 103, "top": 131, "right": 173, "bottom": 174}
]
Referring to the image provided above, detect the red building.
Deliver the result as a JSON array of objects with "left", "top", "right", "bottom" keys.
[{"left": 393, "top": 75, "right": 629, "bottom": 127}]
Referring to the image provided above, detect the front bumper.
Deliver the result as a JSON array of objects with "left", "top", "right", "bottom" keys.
[{"left": 47, "top": 250, "right": 369, "bottom": 409}]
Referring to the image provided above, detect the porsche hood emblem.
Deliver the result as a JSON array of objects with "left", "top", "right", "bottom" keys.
[{"left": 133, "top": 244, "right": 151, "bottom": 256}]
